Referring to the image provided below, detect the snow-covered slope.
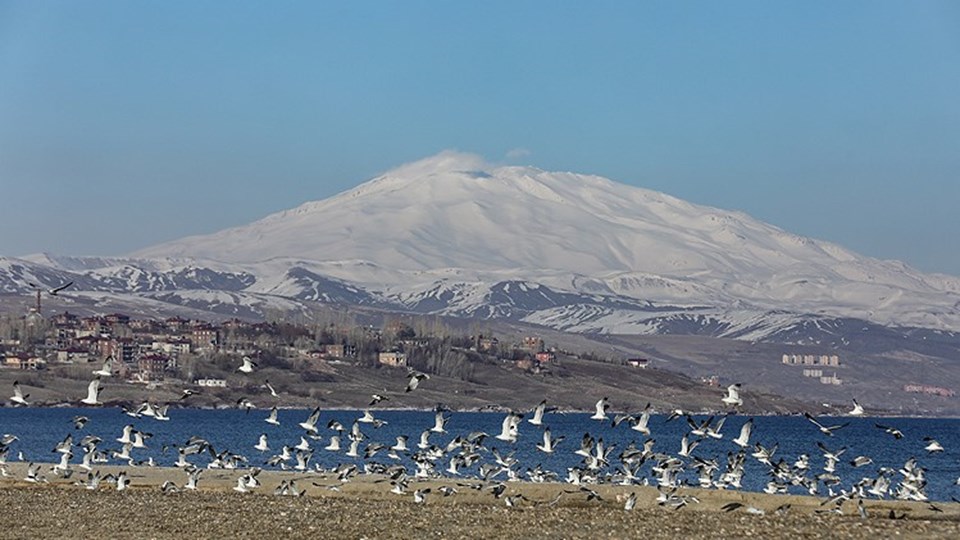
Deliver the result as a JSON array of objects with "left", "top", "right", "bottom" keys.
[
  {"left": 128, "top": 151, "right": 960, "bottom": 331},
  {"left": 3, "top": 151, "right": 960, "bottom": 346}
]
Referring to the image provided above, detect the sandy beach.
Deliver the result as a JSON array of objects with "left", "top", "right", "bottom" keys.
[{"left": 1, "top": 463, "right": 958, "bottom": 539}]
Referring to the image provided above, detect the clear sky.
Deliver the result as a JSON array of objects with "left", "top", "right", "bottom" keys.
[{"left": 1, "top": 1, "right": 958, "bottom": 275}]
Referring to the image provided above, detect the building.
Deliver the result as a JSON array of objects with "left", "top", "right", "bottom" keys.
[
  {"left": 196, "top": 378, "right": 227, "bottom": 388},
  {"left": 378, "top": 351, "right": 408, "bottom": 367},
  {"left": 819, "top": 372, "right": 842, "bottom": 385},
  {"left": 626, "top": 358, "right": 649, "bottom": 368},
  {"left": 323, "top": 344, "right": 345, "bottom": 358},
  {"left": 535, "top": 351, "right": 556, "bottom": 364},
  {"left": 802, "top": 368, "right": 823, "bottom": 378},
  {"left": 520, "top": 336, "right": 544, "bottom": 353},
  {"left": 4, "top": 353, "right": 46, "bottom": 370}
]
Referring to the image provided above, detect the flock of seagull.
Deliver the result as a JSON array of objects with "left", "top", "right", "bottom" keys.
[{"left": 1, "top": 360, "right": 958, "bottom": 516}]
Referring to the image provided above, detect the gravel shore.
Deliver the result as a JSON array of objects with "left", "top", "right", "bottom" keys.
[{"left": 1, "top": 464, "right": 958, "bottom": 539}]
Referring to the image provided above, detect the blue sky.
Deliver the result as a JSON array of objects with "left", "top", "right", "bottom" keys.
[{"left": 1, "top": 1, "right": 958, "bottom": 274}]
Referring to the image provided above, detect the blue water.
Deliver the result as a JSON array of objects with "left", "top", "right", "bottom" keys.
[{"left": 1, "top": 408, "right": 958, "bottom": 501}]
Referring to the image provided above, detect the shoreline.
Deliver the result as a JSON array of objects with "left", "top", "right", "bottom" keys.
[{"left": 1, "top": 463, "right": 958, "bottom": 539}]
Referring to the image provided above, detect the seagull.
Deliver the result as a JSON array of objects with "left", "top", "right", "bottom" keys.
[
  {"left": 262, "top": 380, "right": 278, "bottom": 397},
  {"left": 10, "top": 381, "right": 29, "bottom": 406},
  {"left": 431, "top": 409, "right": 449, "bottom": 433},
  {"left": 369, "top": 394, "right": 389, "bottom": 406},
  {"left": 875, "top": 423, "right": 904, "bottom": 439},
  {"left": 299, "top": 407, "right": 321, "bottom": 434},
  {"left": 528, "top": 399, "right": 554, "bottom": 426},
  {"left": 72, "top": 416, "right": 89, "bottom": 430},
  {"left": 92, "top": 357, "right": 113, "bottom": 378},
  {"left": 850, "top": 455, "right": 873, "bottom": 468},
  {"left": 804, "top": 413, "right": 849, "bottom": 436},
  {"left": 405, "top": 370, "right": 430, "bottom": 392},
  {"left": 179, "top": 389, "right": 197, "bottom": 400},
  {"left": 495, "top": 412, "right": 522, "bottom": 442},
  {"left": 624, "top": 492, "right": 637, "bottom": 511},
  {"left": 678, "top": 434, "right": 700, "bottom": 458},
  {"left": 237, "top": 398, "right": 255, "bottom": 413},
  {"left": 265, "top": 406, "right": 281, "bottom": 426},
  {"left": 536, "top": 427, "right": 564, "bottom": 454},
  {"left": 413, "top": 488, "right": 431, "bottom": 504},
  {"left": 591, "top": 397, "right": 609, "bottom": 421},
  {"left": 237, "top": 356, "right": 257, "bottom": 374},
  {"left": 80, "top": 378, "right": 102, "bottom": 406},
  {"left": 629, "top": 403, "right": 653, "bottom": 435},
  {"left": 732, "top": 418, "right": 753, "bottom": 448},
  {"left": 29, "top": 281, "right": 73, "bottom": 296},
  {"left": 849, "top": 399, "right": 865, "bottom": 416},
  {"left": 255, "top": 434, "right": 270, "bottom": 452},
  {"left": 923, "top": 437, "right": 944, "bottom": 453},
  {"left": 722, "top": 383, "right": 743, "bottom": 407}
]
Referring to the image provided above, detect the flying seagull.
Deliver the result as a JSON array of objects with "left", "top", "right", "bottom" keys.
[
  {"left": 29, "top": 281, "right": 73, "bottom": 296},
  {"left": 80, "top": 378, "right": 102, "bottom": 406},
  {"left": 265, "top": 406, "right": 281, "bottom": 426},
  {"left": 299, "top": 407, "right": 321, "bottom": 434},
  {"left": 405, "top": 370, "right": 430, "bottom": 392},
  {"left": 732, "top": 418, "right": 753, "bottom": 448},
  {"left": 591, "top": 397, "right": 610, "bottom": 421},
  {"left": 804, "top": 413, "right": 849, "bottom": 436},
  {"left": 10, "top": 381, "right": 29, "bottom": 406},
  {"left": 92, "top": 357, "right": 113, "bottom": 378},
  {"left": 237, "top": 356, "right": 257, "bottom": 374},
  {"left": 722, "top": 384, "right": 743, "bottom": 407},
  {"left": 875, "top": 423, "right": 904, "bottom": 439},
  {"left": 848, "top": 399, "right": 865, "bottom": 416}
]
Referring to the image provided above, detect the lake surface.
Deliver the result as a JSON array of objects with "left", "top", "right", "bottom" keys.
[{"left": 1, "top": 407, "right": 958, "bottom": 501}]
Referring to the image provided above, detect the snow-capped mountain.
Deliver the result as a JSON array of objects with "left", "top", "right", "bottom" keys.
[{"left": 4, "top": 151, "right": 960, "bottom": 346}]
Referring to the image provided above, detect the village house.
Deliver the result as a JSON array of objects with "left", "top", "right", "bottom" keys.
[
  {"left": 520, "top": 336, "right": 545, "bottom": 353},
  {"left": 55, "top": 347, "right": 91, "bottom": 364},
  {"left": 476, "top": 335, "right": 499, "bottom": 352},
  {"left": 138, "top": 353, "right": 174, "bottom": 380},
  {"left": 626, "top": 358, "right": 649, "bottom": 368},
  {"left": 190, "top": 326, "right": 220, "bottom": 352},
  {"left": 535, "top": 351, "right": 556, "bottom": 364},
  {"left": 196, "top": 378, "right": 228, "bottom": 388},
  {"left": 4, "top": 353, "right": 46, "bottom": 370},
  {"left": 378, "top": 351, "right": 408, "bottom": 367}
]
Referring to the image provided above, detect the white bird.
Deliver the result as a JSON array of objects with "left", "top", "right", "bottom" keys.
[
  {"left": 624, "top": 492, "right": 637, "bottom": 511},
  {"left": 358, "top": 409, "right": 377, "bottom": 424},
  {"left": 255, "top": 434, "right": 270, "bottom": 453},
  {"left": 849, "top": 399, "right": 865, "bottom": 416},
  {"left": 591, "top": 397, "right": 609, "bottom": 421},
  {"left": 299, "top": 407, "right": 321, "bottom": 434},
  {"left": 265, "top": 406, "right": 281, "bottom": 426},
  {"left": 630, "top": 404, "right": 652, "bottom": 436},
  {"left": 528, "top": 399, "right": 552, "bottom": 426},
  {"left": 262, "top": 380, "right": 278, "bottom": 397},
  {"left": 80, "top": 378, "right": 102, "bottom": 406},
  {"left": 732, "top": 418, "right": 753, "bottom": 448},
  {"left": 722, "top": 384, "right": 743, "bottom": 407},
  {"left": 117, "top": 424, "right": 135, "bottom": 444},
  {"left": 295, "top": 437, "right": 311, "bottom": 452},
  {"left": 923, "top": 438, "right": 944, "bottom": 453},
  {"left": 536, "top": 427, "right": 564, "bottom": 454},
  {"left": 679, "top": 434, "right": 699, "bottom": 458},
  {"left": 92, "top": 357, "right": 113, "bottom": 378},
  {"left": 115, "top": 470, "right": 130, "bottom": 491},
  {"left": 237, "top": 356, "right": 257, "bottom": 374},
  {"left": 324, "top": 435, "right": 341, "bottom": 452},
  {"left": 10, "top": 381, "right": 29, "bottom": 406},
  {"left": 413, "top": 488, "right": 431, "bottom": 504},
  {"left": 405, "top": 370, "right": 430, "bottom": 393},
  {"left": 431, "top": 410, "right": 449, "bottom": 433},
  {"left": 495, "top": 412, "right": 522, "bottom": 442},
  {"left": 153, "top": 405, "right": 170, "bottom": 421}
]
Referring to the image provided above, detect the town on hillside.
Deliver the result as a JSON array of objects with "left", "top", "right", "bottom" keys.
[{"left": 0, "top": 310, "right": 652, "bottom": 400}]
